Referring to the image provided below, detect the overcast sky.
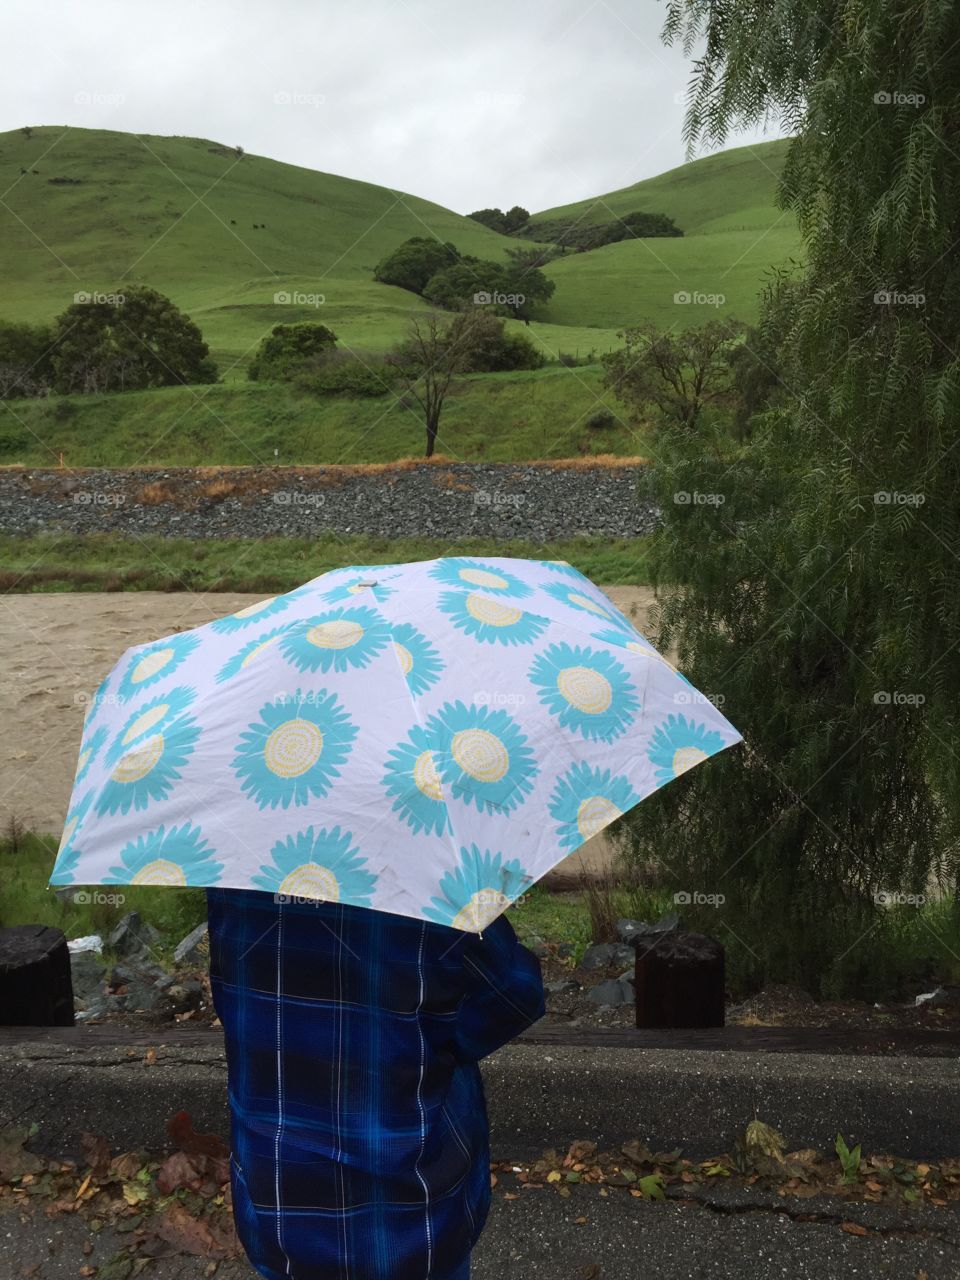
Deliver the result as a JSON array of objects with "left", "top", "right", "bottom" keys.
[{"left": 4, "top": 0, "right": 784, "bottom": 213}]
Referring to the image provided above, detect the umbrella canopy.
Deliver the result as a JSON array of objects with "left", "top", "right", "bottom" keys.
[{"left": 49, "top": 557, "right": 742, "bottom": 931}]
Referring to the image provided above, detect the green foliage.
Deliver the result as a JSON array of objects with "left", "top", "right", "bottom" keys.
[
  {"left": 622, "top": 0, "right": 960, "bottom": 996},
  {"left": 835, "top": 1134, "right": 862, "bottom": 1185},
  {"left": 467, "top": 205, "right": 531, "bottom": 235},
  {"left": 0, "top": 319, "right": 55, "bottom": 398},
  {"left": 51, "top": 286, "right": 216, "bottom": 394},
  {"left": 295, "top": 349, "right": 396, "bottom": 397},
  {"left": 524, "top": 209, "right": 683, "bottom": 250},
  {"left": 422, "top": 255, "right": 555, "bottom": 320},
  {"left": 453, "top": 313, "right": 544, "bottom": 373},
  {"left": 373, "top": 236, "right": 460, "bottom": 294},
  {"left": 247, "top": 321, "right": 337, "bottom": 382},
  {"left": 604, "top": 318, "right": 745, "bottom": 429}
]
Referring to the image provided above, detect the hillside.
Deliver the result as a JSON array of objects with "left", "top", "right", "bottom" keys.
[
  {"left": 1, "top": 129, "right": 798, "bottom": 363},
  {"left": 533, "top": 139, "right": 801, "bottom": 329}
]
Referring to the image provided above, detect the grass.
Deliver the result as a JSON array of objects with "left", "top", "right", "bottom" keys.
[
  {"left": 0, "top": 830, "right": 206, "bottom": 956},
  {"left": 0, "top": 127, "right": 793, "bottom": 378},
  {"left": 0, "top": 365, "right": 644, "bottom": 467},
  {"left": 0, "top": 532, "right": 654, "bottom": 593}
]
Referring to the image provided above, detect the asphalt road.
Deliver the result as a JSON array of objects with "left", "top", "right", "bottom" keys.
[{"left": 6, "top": 1180, "right": 959, "bottom": 1280}]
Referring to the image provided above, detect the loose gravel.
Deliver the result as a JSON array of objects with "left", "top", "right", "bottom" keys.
[{"left": 0, "top": 463, "right": 659, "bottom": 541}]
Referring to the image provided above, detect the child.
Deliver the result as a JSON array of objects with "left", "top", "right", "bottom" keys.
[{"left": 206, "top": 887, "right": 545, "bottom": 1279}]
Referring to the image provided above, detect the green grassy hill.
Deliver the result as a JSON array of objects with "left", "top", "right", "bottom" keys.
[
  {"left": 534, "top": 140, "right": 800, "bottom": 329},
  {"left": 0, "top": 128, "right": 798, "bottom": 464}
]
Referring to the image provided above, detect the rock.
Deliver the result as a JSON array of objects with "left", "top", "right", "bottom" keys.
[
  {"left": 70, "top": 949, "right": 107, "bottom": 1004},
  {"left": 108, "top": 959, "right": 167, "bottom": 988},
  {"left": 617, "top": 913, "right": 680, "bottom": 945},
  {"left": 916, "top": 986, "right": 960, "bottom": 1008},
  {"left": 556, "top": 943, "right": 575, "bottom": 960},
  {"left": 107, "top": 912, "right": 162, "bottom": 958},
  {"left": 545, "top": 979, "right": 579, "bottom": 997},
  {"left": 166, "top": 980, "right": 204, "bottom": 1014},
  {"left": 75, "top": 993, "right": 124, "bottom": 1022},
  {"left": 173, "top": 922, "right": 209, "bottom": 966},
  {"left": 581, "top": 942, "right": 634, "bottom": 970},
  {"left": 119, "top": 980, "right": 170, "bottom": 1015},
  {"left": 580, "top": 943, "right": 617, "bottom": 970},
  {"left": 587, "top": 978, "right": 634, "bottom": 1007}
]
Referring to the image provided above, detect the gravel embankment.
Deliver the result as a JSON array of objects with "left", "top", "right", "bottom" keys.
[{"left": 0, "top": 463, "right": 658, "bottom": 540}]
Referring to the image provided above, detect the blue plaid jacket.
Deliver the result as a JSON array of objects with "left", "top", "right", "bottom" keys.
[{"left": 206, "top": 889, "right": 545, "bottom": 1280}]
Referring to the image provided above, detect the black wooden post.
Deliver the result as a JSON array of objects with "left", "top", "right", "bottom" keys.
[
  {"left": 633, "top": 930, "right": 725, "bottom": 1029},
  {"left": 0, "top": 925, "right": 75, "bottom": 1026}
]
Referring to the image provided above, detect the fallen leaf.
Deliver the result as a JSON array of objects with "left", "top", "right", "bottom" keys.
[
  {"left": 166, "top": 1114, "right": 228, "bottom": 1161},
  {"left": 157, "top": 1152, "right": 204, "bottom": 1196},
  {"left": 154, "top": 1203, "right": 230, "bottom": 1257},
  {"left": 841, "top": 1221, "right": 868, "bottom": 1236},
  {"left": 75, "top": 1174, "right": 92, "bottom": 1201},
  {"left": 143, "top": 1049, "right": 157, "bottom": 1067}
]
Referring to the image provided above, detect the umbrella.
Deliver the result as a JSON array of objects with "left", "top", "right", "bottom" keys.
[{"left": 49, "top": 557, "right": 742, "bottom": 931}]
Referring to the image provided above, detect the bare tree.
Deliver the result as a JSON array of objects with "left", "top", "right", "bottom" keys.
[{"left": 388, "top": 310, "right": 484, "bottom": 457}]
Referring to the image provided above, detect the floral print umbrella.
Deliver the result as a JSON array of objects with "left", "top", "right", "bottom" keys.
[{"left": 50, "top": 557, "right": 742, "bottom": 932}]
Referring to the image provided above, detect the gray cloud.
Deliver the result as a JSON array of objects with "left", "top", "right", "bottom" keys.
[{"left": 3, "top": 0, "right": 785, "bottom": 212}]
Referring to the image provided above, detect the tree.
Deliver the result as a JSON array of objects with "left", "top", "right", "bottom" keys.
[
  {"left": 248, "top": 322, "right": 337, "bottom": 382},
  {"left": 466, "top": 205, "right": 530, "bottom": 235},
  {"left": 388, "top": 312, "right": 486, "bottom": 457},
  {"left": 51, "top": 287, "right": 217, "bottom": 394},
  {"left": 374, "top": 237, "right": 460, "bottom": 294},
  {"left": 450, "top": 312, "right": 543, "bottom": 373},
  {"left": 603, "top": 318, "right": 745, "bottom": 429},
  {"left": 0, "top": 320, "right": 55, "bottom": 398},
  {"left": 621, "top": 0, "right": 960, "bottom": 996}
]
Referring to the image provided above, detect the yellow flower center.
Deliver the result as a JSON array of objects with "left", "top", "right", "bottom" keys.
[
  {"left": 234, "top": 597, "right": 277, "bottom": 619},
  {"left": 465, "top": 594, "right": 522, "bottom": 627},
  {"left": 577, "top": 795, "right": 622, "bottom": 840},
  {"left": 122, "top": 703, "right": 169, "bottom": 745},
  {"left": 452, "top": 889, "right": 510, "bottom": 932},
  {"left": 306, "top": 620, "right": 364, "bottom": 650},
  {"left": 112, "top": 734, "right": 164, "bottom": 782},
  {"left": 265, "top": 719, "right": 323, "bottom": 777},
  {"left": 459, "top": 567, "right": 509, "bottom": 590},
  {"left": 131, "top": 859, "right": 187, "bottom": 886},
  {"left": 566, "top": 592, "right": 611, "bottom": 618},
  {"left": 673, "top": 745, "right": 708, "bottom": 776},
  {"left": 278, "top": 864, "right": 340, "bottom": 901},
  {"left": 131, "top": 647, "right": 174, "bottom": 685},
  {"left": 451, "top": 729, "right": 509, "bottom": 783},
  {"left": 394, "top": 642, "right": 414, "bottom": 674},
  {"left": 557, "top": 667, "right": 612, "bottom": 715},
  {"left": 414, "top": 750, "right": 443, "bottom": 801}
]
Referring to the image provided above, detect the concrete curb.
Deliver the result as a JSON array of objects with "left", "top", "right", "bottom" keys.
[{"left": 4, "top": 1036, "right": 959, "bottom": 1161}]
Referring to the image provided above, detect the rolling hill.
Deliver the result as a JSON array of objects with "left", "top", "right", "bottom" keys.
[{"left": 0, "top": 128, "right": 799, "bottom": 465}]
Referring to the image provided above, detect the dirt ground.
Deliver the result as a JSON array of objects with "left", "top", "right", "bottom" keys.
[{"left": 0, "top": 586, "right": 661, "bottom": 877}]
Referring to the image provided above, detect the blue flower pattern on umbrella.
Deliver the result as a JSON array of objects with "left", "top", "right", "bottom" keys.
[
  {"left": 233, "top": 689, "right": 357, "bottom": 810},
  {"left": 528, "top": 642, "right": 640, "bottom": 743},
  {"left": 549, "top": 762, "right": 641, "bottom": 850},
  {"left": 424, "top": 844, "right": 530, "bottom": 930},
  {"left": 253, "top": 826, "right": 377, "bottom": 905}
]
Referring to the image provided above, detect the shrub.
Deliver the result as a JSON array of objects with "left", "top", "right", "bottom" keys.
[
  {"left": 248, "top": 322, "right": 337, "bottom": 382},
  {"left": 296, "top": 349, "right": 396, "bottom": 397}
]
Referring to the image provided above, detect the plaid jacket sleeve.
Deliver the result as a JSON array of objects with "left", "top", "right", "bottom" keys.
[{"left": 451, "top": 913, "right": 545, "bottom": 1063}]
